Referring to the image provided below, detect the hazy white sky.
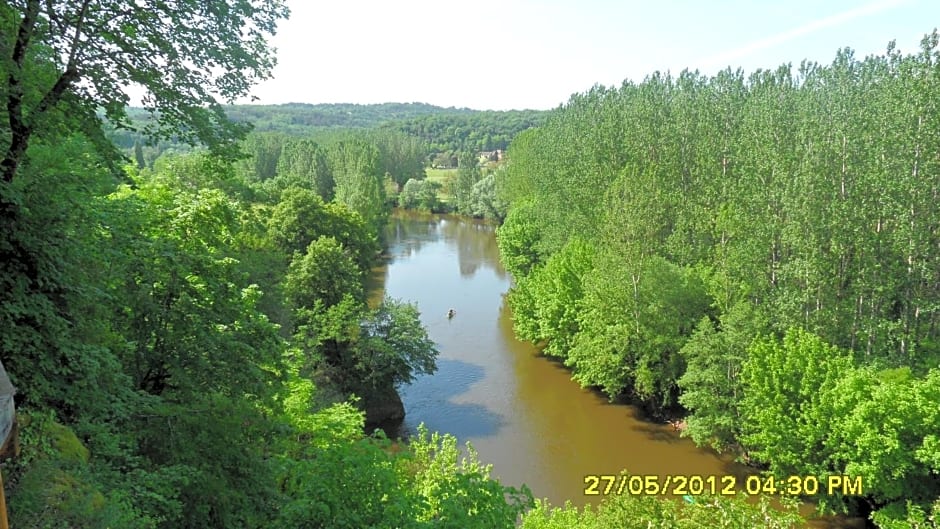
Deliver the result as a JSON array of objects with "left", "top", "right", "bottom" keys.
[{"left": 235, "top": 0, "right": 938, "bottom": 110}]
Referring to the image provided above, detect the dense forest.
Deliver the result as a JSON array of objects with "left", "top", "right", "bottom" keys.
[
  {"left": 382, "top": 110, "right": 548, "bottom": 162},
  {"left": 2, "top": 1, "right": 938, "bottom": 529},
  {"left": 107, "top": 103, "right": 548, "bottom": 170},
  {"left": 225, "top": 102, "right": 476, "bottom": 131},
  {"left": 496, "top": 32, "right": 940, "bottom": 527},
  {"left": 106, "top": 103, "right": 475, "bottom": 148},
  {"left": 227, "top": 128, "right": 509, "bottom": 220}
]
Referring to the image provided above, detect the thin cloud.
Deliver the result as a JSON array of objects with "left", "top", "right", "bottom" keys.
[{"left": 698, "top": 0, "right": 910, "bottom": 70}]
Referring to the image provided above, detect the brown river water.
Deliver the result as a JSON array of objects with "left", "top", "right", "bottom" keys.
[{"left": 371, "top": 210, "right": 863, "bottom": 528}]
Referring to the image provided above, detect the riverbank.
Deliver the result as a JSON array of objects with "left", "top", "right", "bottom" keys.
[{"left": 371, "top": 209, "right": 864, "bottom": 528}]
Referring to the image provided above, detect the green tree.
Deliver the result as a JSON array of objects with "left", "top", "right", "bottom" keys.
[
  {"left": 678, "top": 302, "right": 767, "bottom": 452},
  {"left": 267, "top": 187, "right": 378, "bottom": 271},
  {"left": 371, "top": 129, "right": 427, "bottom": 188},
  {"left": 354, "top": 297, "right": 438, "bottom": 390},
  {"left": 274, "top": 137, "right": 334, "bottom": 201},
  {"left": 495, "top": 200, "right": 544, "bottom": 279},
  {"left": 417, "top": 179, "right": 443, "bottom": 211},
  {"left": 98, "top": 168, "right": 289, "bottom": 529},
  {"left": 520, "top": 488, "right": 801, "bottom": 529},
  {"left": 467, "top": 171, "right": 508, "bottom": 220},
  {"left": 106, "top": 181, "right": 284, "bottom": 400},
  {"left": 455, "top": 151, "right": 481, "bottom": 215},
  {"left": 567, "top": 253, "right": 710, "bottom": 406},
  {"left": 328, "top": 137, "right": 388, "bottom": 233},
  {"left": 294, "top": 296, "right": 438, "bottom": 396},
  {"left": 284, "top": 236, "right": 363, "bottom": 311},
  {"left": 739, "top": 329, "right": 853, "bottom": 477},
  {"left": 274, "top": 403, "right": 530, "bottom": 529},
  {"left": 508, "top": 238, "right": 594, "bottom": 359},
  {"left": 133, "top": 141, "right": 146, "bottom": 169},
  {"left": 409, "top": 425, "right": 533, "bottom": 528},
  {"left": 1, "top": 0, "right": 289, "bottom": 183},
  {"left": 399, "top": 178, "right": 423, "bottom": 210},
  {"left": 132, "top": 394, "right": 282, "bottom": 529},
  {"left": 0, "top": 134, "right": 132, "bottom": 410},
  {"left": 236, "top": 132, "right": 287, "bottom": 187},
  {"left": 828, "top": 367, "right": 940, "bottom": 513},
  {"left": 871, "top": 499, "right": 940, "bottom": 529},
  {"left": 399, "top": 178, "right": 442, "bottom": 212}
]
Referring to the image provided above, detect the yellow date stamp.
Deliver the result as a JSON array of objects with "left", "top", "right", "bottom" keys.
[{"left": 583, "top": 474, "right": 863, "bottom": 497}]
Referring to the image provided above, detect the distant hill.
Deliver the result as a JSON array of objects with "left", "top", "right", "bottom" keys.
[
  {"left": 383, "top": 110, "right": 546, "bottom": 154},
  {"left": 109, "top": 103, "right": 549, "bottom": 162},
  {"left": 222, "top": 102, "right": 480, "bottom": 132},
  {"left": 117, "top": 102, "right": 497, "bottom": 139}
]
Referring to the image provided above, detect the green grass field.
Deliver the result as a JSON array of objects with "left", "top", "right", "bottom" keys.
[
  {"left": 424, "top": 168, "right": 457, "bottom": 204},
  {"left": 424, "top": 167, "right": 457, "bottom": 184}
]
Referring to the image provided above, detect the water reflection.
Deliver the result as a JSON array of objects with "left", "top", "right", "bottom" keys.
[
  {"left": 384, "top": 212, "right": 441, "bottom": 260},
  {"left": 395, "top": 358, "right": 504, "bottom": 439},
  {"left": 385, "top": 210, "right": 505, "bottom": 280},
  {"left": 439, "top": 217, "right": 505, "bottom": 279}
]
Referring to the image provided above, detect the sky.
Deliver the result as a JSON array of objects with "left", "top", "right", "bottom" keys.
[{"left": 232, "top": 0, "right": 939, "bottom": 110}]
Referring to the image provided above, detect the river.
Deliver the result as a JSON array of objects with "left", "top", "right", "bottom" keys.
[{"left": 371, "top": 209, "right": 862, "bottom": 528}]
